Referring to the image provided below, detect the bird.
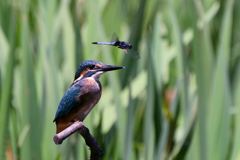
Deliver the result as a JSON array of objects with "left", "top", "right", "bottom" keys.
[{"left": 53, "top": 60, "right": 124, "bottom": 134}]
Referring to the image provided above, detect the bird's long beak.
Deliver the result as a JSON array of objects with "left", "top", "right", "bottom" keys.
[{"left": 98, "top": 65, "right": 125, "bottom": 72}]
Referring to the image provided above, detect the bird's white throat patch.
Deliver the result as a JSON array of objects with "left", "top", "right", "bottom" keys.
[{"left": 92, "top": 71, "right": 104, "bottom": 80}]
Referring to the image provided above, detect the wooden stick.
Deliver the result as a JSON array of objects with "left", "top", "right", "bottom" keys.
[
  {"left": 78, "top": 126, "right": 104, "bottom": 159},
  {"left": 53, "top": 122, "right": 104, "bottom": 160}
]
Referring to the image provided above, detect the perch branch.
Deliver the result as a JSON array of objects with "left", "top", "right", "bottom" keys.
[
  {"left": 53, "top": 121, "right": 104, "bottom": 160},
  {"left": 53, "top": 122, "right": 84, "bottom": 144}
]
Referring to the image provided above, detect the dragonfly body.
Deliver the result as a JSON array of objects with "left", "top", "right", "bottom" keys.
[
  {"left": 92, "top": 33, "right": 140, "bottom": 59},
  {"left": 92, "top": 41, "right": 132, "bottom": 49}
]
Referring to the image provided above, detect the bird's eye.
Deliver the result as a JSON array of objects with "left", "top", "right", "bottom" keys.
[{"left": 89, "top": 65, "right": 95, "bottom": 69}]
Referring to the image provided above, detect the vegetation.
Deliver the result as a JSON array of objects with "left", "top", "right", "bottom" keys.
[{"left": 0, "top": 0, "right": 240, "bottom": 159}]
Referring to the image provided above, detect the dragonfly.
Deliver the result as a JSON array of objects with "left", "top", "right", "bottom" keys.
[{"left": 92, "top": 33, "right": 140, "bottom": 59}]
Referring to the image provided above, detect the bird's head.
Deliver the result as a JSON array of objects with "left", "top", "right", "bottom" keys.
[{"left": 74, "top": 60, "right": 124, "bottom": 82}]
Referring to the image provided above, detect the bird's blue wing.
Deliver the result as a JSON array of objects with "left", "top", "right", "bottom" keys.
[{"left": 53, "top": 84, "right": 82, "bottom": 122}]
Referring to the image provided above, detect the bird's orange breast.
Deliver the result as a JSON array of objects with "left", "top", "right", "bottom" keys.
[{"left": 55, "top": 77, "right": 102, "bottom": 133}]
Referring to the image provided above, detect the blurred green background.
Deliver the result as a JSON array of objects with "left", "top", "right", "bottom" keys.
[{"left": 0, "top": 0, "right": 240, "bottom": 159}]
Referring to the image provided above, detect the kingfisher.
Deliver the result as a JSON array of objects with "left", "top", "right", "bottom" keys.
[{"left": 53, "top": 60, "right": 124, "bottom": 134}]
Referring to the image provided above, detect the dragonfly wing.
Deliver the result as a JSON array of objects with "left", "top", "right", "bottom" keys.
[
  {"left": 111, "top": 33, "right": 120, "bottom": 42},
  {"left": 126, "top": 49, "right": 140, "bottom": 59}
]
